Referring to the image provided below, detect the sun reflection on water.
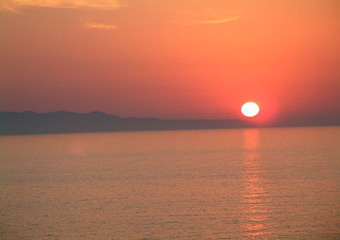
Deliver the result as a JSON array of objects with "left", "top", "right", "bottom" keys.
[{"left": 242, "top": 129, "right": 272, "bottom": 238}]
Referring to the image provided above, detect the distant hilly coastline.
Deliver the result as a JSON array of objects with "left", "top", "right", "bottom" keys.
[{"left": 0, "top": 111, "right": 255, "bottom": 135}]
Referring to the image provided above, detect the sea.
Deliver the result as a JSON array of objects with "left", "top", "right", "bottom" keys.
[{"left": 1, "top": 127, "right": 340, "bottom": 239}]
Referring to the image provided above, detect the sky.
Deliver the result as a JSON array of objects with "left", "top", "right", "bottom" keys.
[{"left": 1, "top": 0, "right": 340, "bottom": 125}]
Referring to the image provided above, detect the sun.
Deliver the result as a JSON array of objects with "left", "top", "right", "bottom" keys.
[{"left": 241, "top": 102, "right": 260, "bottom": 117}]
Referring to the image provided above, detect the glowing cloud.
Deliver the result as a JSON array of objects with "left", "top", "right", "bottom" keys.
[
  {"left": 187, "top": 16, "right": 241, "bottom": 26},
  {"left": 0, "top": 0, "right": 18, "bottom": 12},
  {"left": 0, "top": 0, "right": 122, "bottom": 11},
  {"left": 84, "top": 22, "right": 117, "bottom": 30}
]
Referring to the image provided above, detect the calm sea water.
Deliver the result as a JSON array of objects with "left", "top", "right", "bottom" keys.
[{"left": 1, "top": 127, "right": 340, "bottom": 239}]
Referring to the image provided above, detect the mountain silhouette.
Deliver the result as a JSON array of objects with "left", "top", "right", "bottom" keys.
[{"left": 0, "top": 111, "right": 254, "bottom": 135}]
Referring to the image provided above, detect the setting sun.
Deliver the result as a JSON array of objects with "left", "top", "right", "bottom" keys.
[{"left": 241, "top": 102, "right": 260, "bottom": 118}]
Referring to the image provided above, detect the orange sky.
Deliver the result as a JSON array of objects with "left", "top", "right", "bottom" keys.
[{"left": 1, "top": 0, "right": 340, "bottom": 124}]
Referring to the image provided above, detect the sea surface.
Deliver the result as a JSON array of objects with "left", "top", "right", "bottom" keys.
[{"left": 1, "top": 127, "right": 340, "bottom": 239}]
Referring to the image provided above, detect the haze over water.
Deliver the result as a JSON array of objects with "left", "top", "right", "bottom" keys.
[{"left": 1, "top": 127, "right": 340, "bottom": 239}]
